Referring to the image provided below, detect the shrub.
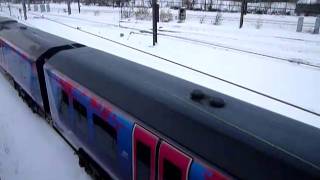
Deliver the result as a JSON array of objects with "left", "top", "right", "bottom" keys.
[
  {"left": 212, "top": 12, "right": 223, "bottom": 25},
  {"left": 94, "top": 10, "right": 100, "bottom": 16},
  {"left": 160, "top": 8, "right": 173, "bottom": 22},
  {"left": 199, "top": 15, "right": 206, "bottom": 24},
  {"left": 135, "top": 7, "right": 151, "bottom": 20},
  {"left": 121, "top": 7, "right": 134, "bottom": 19},
  {"left": 255, "top": 17, "right": 263, "bottom": 29}
]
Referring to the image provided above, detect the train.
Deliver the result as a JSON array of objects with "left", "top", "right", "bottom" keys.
[{"left": 0, "top": 16, "right": 320, "bottom": 180}]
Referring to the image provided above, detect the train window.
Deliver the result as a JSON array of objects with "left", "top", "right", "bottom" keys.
[
  {"left": 73, "top": 99, "right": 88, "bottom": 137},
  {"left": 61, "top": 90, "right": 69, "bottom": 105},
  {"left": 136, "top": 141, "right": 151, "bottom": 180},
  {"left": 93, "top": 114, "right": 117, "bottom": 160},
  {"left": 59, "top": 89, "right": 69, "bottom": 123},
  {"left": 73, "top": 99, "right": 87, "bottom": 117},
  {"left": 163, "top": 159, "right": 182, "bottom": 180},
  {"left": 93, "top": 114, "right": 117, "bottom": 141}
]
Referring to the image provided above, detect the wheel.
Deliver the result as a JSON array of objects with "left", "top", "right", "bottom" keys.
[
  {"left": 31, "top": 104, "right": 38, "bottom": 113},
  {"left": 84, "top": 165, "right": 93, "bottom": 175},
  {"left": 46, "top": 116, "right": 53, "bottom": 127},
  {"left": 14, "top": 82, "right": 18, "bottom": 90},
  {"left": 94, "top": 173, "right": 103, "bottom": 180},
  {"left": 79, "top": 157, "right": 85, "bottom": 168}
]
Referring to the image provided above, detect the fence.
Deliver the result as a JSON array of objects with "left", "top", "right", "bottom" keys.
[
  {"left": 5, "top": 0, "right": 320, "bottom": 15},
  {"left": 123, "top": 0, "right": 297, "bottom": 15},
  {"left": 1, "top": 1, "right": 318, "bottom": 33}
]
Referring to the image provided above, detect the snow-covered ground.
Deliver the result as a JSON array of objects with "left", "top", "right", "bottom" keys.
[
  {"left": 6, "top": 3, "right": 320, "bottom": 64},
  {"left": 0, "top": 74, "right": 90, "bottom": 179}
]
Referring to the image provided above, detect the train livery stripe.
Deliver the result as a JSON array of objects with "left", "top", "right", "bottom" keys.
[
  {"left": 0, "top": 37, "right": 32, "bottom": 61},
  {"left": 132, "top": 124, "right": 159, "bottom": 180},
  {"left": 158, "top": 141, "right": 192, "bottom": 180}
]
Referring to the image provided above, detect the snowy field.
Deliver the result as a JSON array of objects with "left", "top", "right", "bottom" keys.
[
  {"left": 0, "top": 73, "right": 90, "bottom": 180},
  {"left": 0, "top": 3, "right": 320, "bottom": 179}
]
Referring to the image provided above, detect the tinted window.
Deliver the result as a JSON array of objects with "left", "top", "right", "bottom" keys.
[
  {"left": 73, "top": 99, "right": 88, "bottom": 137},
  {"left": 136, "top": 141, "right": 151, "bottom": 180},
  {"left": 59, "top": 89, "right": 69, "bottom": 124},
  {"left": 73, "top": 99, "right": 87, "bottom": 117},
  {"left": 93, "top": 114, "right": 117, "bottom": 160},
  {"left": 163, "top": 159, "right": 182, "bottom": 180},
  {"left": 61, "top": 90, "right": 69, "bottom": 105}
]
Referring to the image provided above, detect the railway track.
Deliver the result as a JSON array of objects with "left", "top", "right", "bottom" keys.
[
  {"left": 29, "top": 12, "right": 320, "bottom": 70},
  {"left": 25, "top": 14, "right": 320, "bottom": 118}
]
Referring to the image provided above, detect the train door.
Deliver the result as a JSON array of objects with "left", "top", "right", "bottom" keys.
[
  {"left": 132, "top": 124, "right": 192, "bottom": 180},
  {"left": 132, "top": 124, "right": 159, "bottom": 180},
  {"left": 158, "top": 141, "right": 192, "bottom": 180}
]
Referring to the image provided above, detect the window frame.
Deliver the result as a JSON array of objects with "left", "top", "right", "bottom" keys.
[
  {"left": 73, "top": 98, "right": 87, "bottom": 118},
  {"left": 61, "top": 89, "right": 69, "bottom": 105},
  {"left": 92, "top": 113, "right": 117, "bottom": 143}
]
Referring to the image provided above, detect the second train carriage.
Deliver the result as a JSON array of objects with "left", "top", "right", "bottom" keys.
[{"left": 44, "top": 47, "right": 320, "bottom": 180}]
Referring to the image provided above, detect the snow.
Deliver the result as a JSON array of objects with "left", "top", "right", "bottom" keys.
[
  {"left": 7, "top": 3, "right": 320, "bottom": 64},
  {"left": 0, "top": 74, "right": 90, "bottom": 179},
  {"left": 1, "top": 3, "right": 319, "bottom": 128}
]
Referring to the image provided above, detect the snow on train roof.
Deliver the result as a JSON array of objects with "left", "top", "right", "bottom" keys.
[{"left": 0, "top": 19, "right": 75, "bottom": 61}]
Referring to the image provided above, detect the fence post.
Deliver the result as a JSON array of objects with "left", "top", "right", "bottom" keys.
[
  {"left": 239, "top": 0, "right": 246, "bottom": 28},
  {"left": 314, "top": 16, "right": 320, "bottom": 34},
  {"left": 152, "top": 0, "right": 159, "bottom": 46},
  {"left": 296, "top": 16, "right": 304, "bottom": 32},
  {"left": 40, "top": 4, "right": 45, "bottom": 13},
  {"left": 67, "top": 0, "right": 71, "bottom": 15},
  {"left": 46, "top": 4, "right": 50, "bottom": 12},
  {"left": 34, "top": 4, "right": 38, "bottom": 12},
  {"left": 284, "top": 1, "right": 287, "bottom": 14},
  {"left": 27, "top": 0, "right": 31, "bottom": 11},
  {"left": 8, "top": 3, "right": 11, "bottom": 16},
  {"left": 78, "top": 0, "right": 80, "bottom": 13},
  {"left": 22, "top": 0, "right": 27, "bottom": 20}
]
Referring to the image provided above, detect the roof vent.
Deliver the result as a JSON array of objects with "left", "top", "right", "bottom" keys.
[
  {"left": 209, "top": 97, "right": 225, "bottom": 108},
  {"left": 190, "top": 89, "right": 205, "bottom": 101},
  {"left": 191, "top": 89, "right": 225, "bottom": 108}
]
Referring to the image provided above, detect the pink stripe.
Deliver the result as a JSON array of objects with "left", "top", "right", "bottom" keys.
[
  {"left": 0, "top": 37, "right": 32, "bottom": 61},
  {"left": 133, "top": 125, "right": 159, "bottom": 180},
  {"left": 158, "top": 141, "right": 192, "bottom": 180}
]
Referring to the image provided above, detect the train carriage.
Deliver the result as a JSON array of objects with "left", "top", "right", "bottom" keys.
[
  {"left": 0, "top": 17, "right": 82, "bottom": 115},
  {"left": 44, "top": 47, "right": 320, "bottom": 180}
]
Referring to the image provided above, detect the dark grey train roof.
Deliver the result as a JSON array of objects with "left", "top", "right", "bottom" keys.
[
  {"left": 0, "top": 18, "right": 76, "bottom": 61},
  {"left": 48, "top": 47, "right": 320, "bottom": 179}
]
